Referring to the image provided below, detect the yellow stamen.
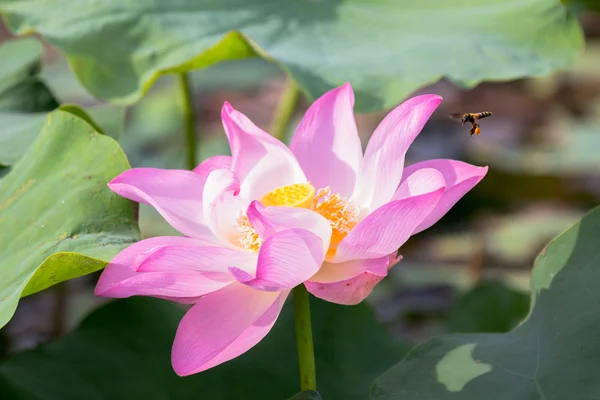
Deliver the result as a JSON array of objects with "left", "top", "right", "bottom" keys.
[
  {"left": 237, "top": 183, "right": 316, "bottom": 250},
  {"left": 236, "top": 183, "right": 358, "bottom": 258},
  {"left": 237, "top": 214, "right": 263, "bottom": 252},
  {"left": 311, "top": 187, "right": 358, "bottom": 259},
  {"left": 260, "top": 182, "right": 315, "bottom": 209}
]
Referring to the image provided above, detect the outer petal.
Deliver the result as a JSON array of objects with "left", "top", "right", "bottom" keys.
[
  {"left": 246, "top": 201, "right": 332, "bottom": 251},
  {"left": 193, "top": 155, "right": 232, "bottom": 176},
  {"left": 398, "top": 159, "right": 488, "bottom": 234},
  {"left": 335, "top": 187, "right": 445, "bottom": 263},
  {"left": 135, "top": 245, "right": 257, "bottom": 275},
  {"left": 392, "top": 167, "right": 448, "bottom": 200},
  {"left": 230, "top": 228, "right": 326, "bottom": 291},
  {"left": 172, "top": 282, "right": 285, "bottom": 376},
  {"left": 108, "top": 168, "right": 218, "bottom": 240},
  {"left": 222, "top": 102, "right": 306, "bottom": 200},
  {"left": 188, "top": 290, "right": 289, "bottom": 373},
  {"left": 352, "top": 95, "right": 442, "bottom": 211},
  {"left": 306, "top": 255, "right": 401, "bottom": 305},
  {"left": 290, "top": 83, "right": 362, "bottom": 197},
  {"left": 95, "top": 237, "right": 239, "bottom": 301}
]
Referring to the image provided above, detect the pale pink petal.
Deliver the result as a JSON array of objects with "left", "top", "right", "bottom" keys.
[
  {"left": 193, "top": 290, "right": 289, "bottom": 372},
  {"left": 221, "top": 102, "right": 306, "bottom": 200},
  {"left": 399, "top": 159, "right": 488, "bottom": 234},
  {"left": 94, "top": 237, "right": 235, "bottom": 301},
  {"left": 335, "top": 188, "right": 445, "bottom": 262},
  {"left": 96, "top": 237, "right": 210, "bottom": 289},
  {"left": 305, "top": 255, "right": 401, "bottom": 305},
  {"left": 96, "top": 271, "right": 231, "bottom": 301},
  {"left": 135, "top": 245, "right": 257, "bottom": 275},
  {"left": 108, "top": 168, "right": 218, "bottom": 240},
  {"left": 290, "top": 83, "right": 362, "bottom": 197},
  {"left": 392, "top": 168, "right": 447, "bottom": 200},
  {"left": 230, "top": 228, "right": 326, "bottom": 291},
  {"left": 192, "top": 155, "right": 232, "bottom": 176},
  {"left": 172, "top": 283, "right": 283, "bottom": 376},
  {"left": 202, "top": 168, "right": 247, "bottom": 247},
  {"left": 309, "top": 255, "right": 396, "bottom": 283},
  {"left": 246, "top": 201, "right": 332, "bottom": 250},
  {"left": 352, "top": 95, "right": 442, "bottom": 211}
]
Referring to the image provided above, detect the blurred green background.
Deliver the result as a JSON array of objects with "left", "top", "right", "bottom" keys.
[{"left": 1, "top": 10, "right": 599, "bottom": 361}]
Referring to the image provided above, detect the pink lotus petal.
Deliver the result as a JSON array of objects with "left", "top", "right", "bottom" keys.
[
  {"left": 352, "top": 95, "right": 442, "bottom": 211},
  {"left": 191, "top": 290, "right": 289, "bottom": 372},
  {"left": 290, "top": 83, "right": 362, "bottom": 197},
  {"left": 221, "top": 102, "right": 306, "bottom": 200},
  {"left": 96, "top": 237, "right": 211, "bottom": 288},
  {"left": 95, "top": 237, "right": 234, "bottom": 301},
  {"left": 96, "top": 271, "right": 231, "bottom": 301},
  {"left": 392, "top": 168, "right": 448, "bottom": 200},
  {"left": 306, "top": 255, "right": 401, "bottom": 305},
  {"left": 230, "top": 228, "right": 326, "bottom": 291},
  {"left": 246, "top": 201, "right": 332, "bottom": 250},
  {"left": 192, "top": 155, "right": 232, "bottom": 176},
  {"left": 399, "top": 159, "right": 488, "bottom": 234},
  {"left": 202, "top": 168, "right": 247, "bottom": 246},
  {"left": 308, "top": 255, "right": 394, "bottom": 283},
  {"left": 172, "top": 283, "right": 284, "bottom": 376},
  {"left": 245, "top": 201, "right": 276, "bottom": 237},
  {"left": 335, "top": 187, "right": 445, "bottom": 262},
  {"left": 108, "top": 168, "right": 218, "bottom": 240},
  {"left": 135, "top": 245, "right": 257, "bottom": 275}
]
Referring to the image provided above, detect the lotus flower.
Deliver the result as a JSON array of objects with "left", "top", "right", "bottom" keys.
[{"left": 95, "top": 83, "right": 487, "bottom": 376}]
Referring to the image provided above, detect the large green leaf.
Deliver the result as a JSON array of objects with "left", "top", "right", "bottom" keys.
[
  {"left": 0, "top": 37, "right": 58, "bottom": 113},
  {"left": 0, "top": 296, "right": 406, "bottom": 399},
  {"left": 0, "top": 38, "right": 126, "bottom": 167},
  {"left": 0, "top": 37, "right": 42, "bottom": 93},
  {"left": 371, "top": 206, "right": 600, "bottom": 399},
  {"left": 58, "top": 104, "right": 126, "bottom": 141},
  {"left": 0, "top": 0, "right": 583, "bottom": 112},
  {"left": 0, "top": 105, "right": 126, "bottom": 166},
  {"left": 0, "top": 111, "right": 46, "bottom": 166},
  {"left": 448, "top": 282, "right": 530, "bottom": 334},
  {"left": 0, "top": 110, "right": 140, "bottom": 329}
]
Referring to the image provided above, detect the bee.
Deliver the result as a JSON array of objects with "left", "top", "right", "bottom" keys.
[{"left": 449, "top": 112, "right": 493, "bottom": 136}]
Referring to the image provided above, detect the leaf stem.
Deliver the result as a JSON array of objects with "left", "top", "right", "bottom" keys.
[
  {"left": 177, "top": 72, "right": 197, "bottom": 170},
  {"left": 293, "top": 284, "right": 317, "bottom": 391},
  {"left": 270, "top": 78, "right": 300, "bottom": 140}
]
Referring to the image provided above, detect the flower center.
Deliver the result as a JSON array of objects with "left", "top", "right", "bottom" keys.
[
  {"left": 260, "top": 182, "right": 315, "bottom": 208},
  {"left": 237, "top": 213, "right": 263, "bottom": 252},
  {"left": 237, "top": 183, "right": 316, "bottom": 251},
  {"left": 236, "top": 183, "right": 358, "bottom": 258},
  {"left": 311, "top": 187, "right": 358, "bottom": 259}
]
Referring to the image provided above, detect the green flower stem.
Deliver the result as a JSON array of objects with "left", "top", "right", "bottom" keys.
[
  {"left": 293, "top": 284, "right": 317, "bottom": 391},
  {"left": 177, "top": 72, "right": 197, "bottom": 170},
  {"left": 274, "top": 78, "right": 314, "bottom": 390},
  {"left": 270, "top": 78, "right": 301, "bottom": 140}
]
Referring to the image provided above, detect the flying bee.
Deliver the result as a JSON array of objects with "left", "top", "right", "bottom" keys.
[{"left": 449, "top": 112, "right": 493, "bottom": 136}]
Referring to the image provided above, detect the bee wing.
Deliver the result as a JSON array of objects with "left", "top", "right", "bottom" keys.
[{"left": 448, "top": 113, "right": 464, "bottom": 121}]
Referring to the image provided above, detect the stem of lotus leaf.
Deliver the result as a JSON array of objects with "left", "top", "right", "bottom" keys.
[
  {"left": 270, "top": 77, "right": 300, "bottom": 140},
  {"left": 177, "top": 72, "right": 197, "bottom": 170},
  {"left": 293, "top": 284, "right": 317, "bottom": 391}
]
